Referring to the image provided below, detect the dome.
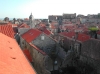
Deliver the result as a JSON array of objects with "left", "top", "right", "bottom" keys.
[{"left": 29, "top": 13, "right": 34, "bottom": 20}]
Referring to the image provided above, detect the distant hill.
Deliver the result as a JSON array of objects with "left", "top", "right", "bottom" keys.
[{"left": 0, "top": 18, "right": 24, "bottom": 20}]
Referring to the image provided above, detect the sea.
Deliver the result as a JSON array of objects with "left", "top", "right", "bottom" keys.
[{"left": 0, "top": 18, "right": 24, "bottom": 20}]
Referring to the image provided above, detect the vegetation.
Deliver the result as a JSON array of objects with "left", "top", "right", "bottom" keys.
[{"left": 88, "top": 26, "right": 99, "bottom": 31}]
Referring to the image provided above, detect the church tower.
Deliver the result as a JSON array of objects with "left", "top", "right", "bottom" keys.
[{"left": 29, "top": 13, "right": 35, "bottom": 28}]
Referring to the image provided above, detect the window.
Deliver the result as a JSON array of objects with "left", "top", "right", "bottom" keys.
[
  {"left": 74, "top": 44, "right": 79, "bottom": 53},
  {"left": 54, "top": 61, "right": 57, "bottom": 65},
  {"left": 41, "top": 36, "right": 45, "bottom": 40}
]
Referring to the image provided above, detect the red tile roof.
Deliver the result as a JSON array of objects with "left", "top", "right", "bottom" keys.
[
  {"left": 50, "top": 24, "right": 57, "bottom": 29},
  {"left": 23, "top": 49, "right": 32, "bottom": 62},
  {"left": 66, "top": 32, "right": 75, "bottom": 38},
  {"left": 22, "top": 28, "right": 52, "bottom": 55},
  {"left": 77, "top": 34, "right": 90, "bottom": 42},
  {"left": 0, "top": 33, "right": 36, "bottom": 74},
  {"left": 22, "top": 29, "right": 42, "bottom": 43},
  {"left": 59, "top": 32, "right": 68, "bottom": 36},
  {"left": 59, "top": 32, "right": 90, "bottom": 42},
  {"left": 24, "top": 18, "right": 29, "bottom": 20},
  {"left": 43, "top": 29, "right": 51, "bottom": 35},
  {"left": 18, "top": 23, "right": 30, "bottom": 28},
  {"left": 39, "top": 23, "right": 46, "bottom": 27},
  {"left": 0, "top": 25, "right": 15, "bottom": 38},
  {"left": 38, "top": 27, "right": 51, "bottom": 35}
]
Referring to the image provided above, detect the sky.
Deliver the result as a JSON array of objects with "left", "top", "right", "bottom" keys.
[{"left": 0, "top": 0, "right": 100, "bottom": 19}]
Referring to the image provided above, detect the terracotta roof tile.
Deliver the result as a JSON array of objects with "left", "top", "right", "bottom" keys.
[
  {"left": 21, "top": 29, "right": 47, "bottom": 55},
  {"left": 23, "top": 49, "right": 32, "bottom": 62},
  {"left": 18, "top": 23, "right": 30, "bottom": 28},
  {"left": 39, "top": 23, "right": 46, "bottom": 27},
  {"left": 0, "top": 25, "right": 15, "bottom": 38},
  {"left": 50, "top": 24, "right": 57, "bottom": 29},
  {"left": 21, "top": 29, "right": 42, "bottom": 43},
  {"left": 59, "top": 32, "right": 90, "bottom": 42},
  {"left": 77, "top": 34, "right": 90, "bottom": 42},
  {"left": 60, "top": 31, "right": 75, "bottom": 38},
  {"left": 59, "top": 32, "right": 68, "bottom": 36},
  {"left": 0, "top": 33, "right": 36, "bottom": 74},
  {"left": 43, "top": 29, "right": 51, "bottom": 35},
  {"left": 38, "top": 27, "right": 51, "bottom": 35}
]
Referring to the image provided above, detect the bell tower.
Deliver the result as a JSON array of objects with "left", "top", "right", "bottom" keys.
[{"left": 29, "top": 13, "right": 35, "bottom": 28}]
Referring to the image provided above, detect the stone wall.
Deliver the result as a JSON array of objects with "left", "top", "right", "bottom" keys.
[
  {"left": 48, "top": 16, "right": 57, "bottom": 21},
  {"left": 20, "top": 37, "right": 26, "bottom": 49},
  {"left": 32, "top": 33, "right": 56, "bottom": 55},
  {"left": 20, "top": 34, "right": 75, "bottom": 74},
  {"left": 79, "top": 55, "right": 100, "bottom": 74},
  {"left": 71, "top": 19, "right": 76, "bottom": 23},
  {"left": 59, "top": 35, "right": 80, "bottom": 52},
  {"left": 80, "top": 39, "right": 100, "bottom": 74},
  {"left": 21, "top": 38, "right": 51, "bottom": 74},
  {"left": 97, "top": 34, "right": 100, "bottom": 39},
  {"left": 81, "top": 39, "right": 100, "bottom": 61},
  {"left": 63, "top": 13, "right": 76, "bottom": 19},
  {"left": 18, "top": 28, "right": 30, "bottom": 35}
]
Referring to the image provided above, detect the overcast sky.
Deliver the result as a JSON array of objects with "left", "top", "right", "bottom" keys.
[{"left": 0, "top": 0, "right": 99, "bottom": 18}]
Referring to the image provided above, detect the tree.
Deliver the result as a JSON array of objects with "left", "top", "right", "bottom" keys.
[
  {"left": 4, "top": 17, "right": 9, "bottom": 22},
  {"left": 88, "top": 26, "right": 98, "bottom": 38},
  {"left": 88, "top": 26, "right": 99, "bottom": 31},
  {"left": 13, "top": 18, "right": 16, "bottom": 24},
  {"left": 98, "top": 13, "right": 100, "bottom": 18}
]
